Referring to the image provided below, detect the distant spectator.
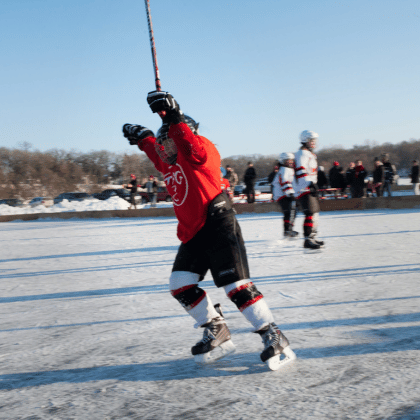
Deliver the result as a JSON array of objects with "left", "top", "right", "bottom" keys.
[
  {"left": 346, "top": 162, "right": 356, "bottom": 198},
  {"left": 143, "top": 175, "right": 158, "bottom": 207},
  {"left": 317, "top": 166, "right": 328, "bottom": 196},
  {"left": 329, "top": 161, "right": 343, "bottom": 196},
  {"left": 353, "top": 160, "right": 367, "bottom": 198},
  {"left": 328, "top": 161, "right": 341, "bottom": 190},
  {"left": 411, "top": 160, "right": 419, "bottom": 195},
  {"left": 372, "top": 157, "right": 385, "bottom": 197},
  {"left": 381, "top": 153, "right": 396, "bottom": 197},
  {"left": 225, "top": 165, "right": 238, "bottom": 190},
  {"left": 337, "top": 167, "right": 347, "bottom": 196},
  {"left": 243, "top": 162, "right": 257, "bottom": 203},
  {"left": 124, "top": 174, "right": 138, "bottom": 210},
  {"left": 267, "top": 164, "right": 280, "bottom": 198}
]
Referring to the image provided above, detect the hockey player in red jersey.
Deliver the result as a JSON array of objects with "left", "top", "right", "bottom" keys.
[
  {"left": 295, "top": 130, "right": 325, "bottom": 251},
  {"left": 122, "top": 91, "right": 296, "bottom": 370},
  {"left": 272, "top": 152, "right": 299, "bottom": 239}
]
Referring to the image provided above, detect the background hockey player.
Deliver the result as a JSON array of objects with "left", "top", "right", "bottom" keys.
[
  {"left": 272, "top": 153, "right": 298, "bottom": 239},
  {"left": 294, "top": 130, "right": 324, "bottom": 251},
  {"left": 122, "top": 91, "right": 295, "bottom": 370}
]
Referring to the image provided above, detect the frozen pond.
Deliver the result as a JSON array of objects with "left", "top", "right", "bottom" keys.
[{"left": 1, "top": 209, "right": 420, "bottom": 419}]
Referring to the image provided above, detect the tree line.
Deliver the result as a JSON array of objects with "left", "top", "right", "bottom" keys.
[{"left": 1, "top": 138, "right": 419, "bottom": 200}]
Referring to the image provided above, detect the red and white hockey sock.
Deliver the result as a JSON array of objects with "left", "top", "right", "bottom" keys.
[
  {"left": 303, "top": 215, "right": 314, "bottom": 238},
  {"left": 170, "top": 271, "right": 219, "bottom": 327},
  {"left": 224, "top": 280, "right": 274, "bottom": 331}
]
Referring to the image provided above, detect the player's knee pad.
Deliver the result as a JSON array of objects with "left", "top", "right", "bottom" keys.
[
  {"left": 169, "top": 271, "right": 206, "bottom": 310},
  {"left": 224, "top": 280, "right": 263, "bottom": 312},
  {"left": 224, "top": 280, "right": 274, "bottom": 330}
]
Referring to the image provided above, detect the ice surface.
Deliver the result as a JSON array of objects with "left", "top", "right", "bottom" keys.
[{"left": 1, "top": 209, "right": 419, "bottom": 419}]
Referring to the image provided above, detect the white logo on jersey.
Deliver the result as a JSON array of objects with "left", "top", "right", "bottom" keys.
[{"left": 164, "top": 164, "right": 189, "bottom": 206}]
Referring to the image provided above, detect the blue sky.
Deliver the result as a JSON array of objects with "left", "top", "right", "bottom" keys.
[{"left": 1, "top": 0, "right": 419, "bottom": 158}]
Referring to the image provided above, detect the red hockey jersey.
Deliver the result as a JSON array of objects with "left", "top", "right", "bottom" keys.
[{"left": 138, "top": 122, "right": 222, "bottom": 243}]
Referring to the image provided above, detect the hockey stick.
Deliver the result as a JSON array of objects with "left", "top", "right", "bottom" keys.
[{"left": 144, "top": 0, "right": 162, "bottom": 92}]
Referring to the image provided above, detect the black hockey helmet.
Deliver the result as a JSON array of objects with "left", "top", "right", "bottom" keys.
[
  {"left": 184, "top": 115, "right": 199, "bottom": 134},
  {"left": 155, "top": 123, "right": 177, "bottom": 165}
]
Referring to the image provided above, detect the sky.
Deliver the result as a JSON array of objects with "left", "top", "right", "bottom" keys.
[{"left": 1, "top": 0, "right": 419, "bottom": 158}]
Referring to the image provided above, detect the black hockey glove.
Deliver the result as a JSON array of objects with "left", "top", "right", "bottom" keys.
[
  {"left": 147, "top": 91, "right": 185, "bottom": 125},
  {"left": 122, "top": 124, "right": 154, "bottom": 145},
  {"left": 309, "top": 182, "right": 319, "bottom": 196}
]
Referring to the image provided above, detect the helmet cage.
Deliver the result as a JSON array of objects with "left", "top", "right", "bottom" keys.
[
  {"left": 184, "top": 115, "right": 199, "bottom": 134},
  {"left": 155, "top": 123, "right": 178, "bottom": 165}
]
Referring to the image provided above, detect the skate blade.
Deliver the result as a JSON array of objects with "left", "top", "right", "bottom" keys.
[
  {"left": 266, "top": 346, "right": 297, "bottom": 371},
  {"left": 194, "top": 340, "right": 236, "bottom": 364},
  {"left": 304, "top": 247, "right": 323, "bottom": 254}
]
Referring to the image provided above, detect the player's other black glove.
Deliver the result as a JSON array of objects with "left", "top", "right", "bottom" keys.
[
  {"left": 309, "top": 182, "right": 319, "bottom": 196},
  {"left": 147, "top": 91, "right": 185, "bottom": 125},
  {"left": 122, "top": 124, "right": 154, "bottom": 145}
]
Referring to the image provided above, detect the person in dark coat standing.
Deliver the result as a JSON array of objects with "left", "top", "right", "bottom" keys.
[
  {"left": 411, "top": 160, "right": 419, "bottom": 195},
  {"left": 372, "top": 158, "right": 385, "bottom": 197},
  {"left": 353, "top": 160, "right": 367, "bottom": 198},
  {"left": 317, "top": 166, "right": 328, "bottom": 197},
  {"left": 244, "top": 162, "right": 257, "bottom": 203},
  {"left": 346, "top": 162, "right": 356, "bottom": 198},
  {"left": 125, "top": 174, "right": 138, "bottom": 209},
  {"left": 329, "top": 161, "right": 342, "bottom": 196},
  {"left": 337, "top": 167, "right": 347, "bottom": 196},
  {"left": 329, "top": 161, "right": 341, "bottom": 187}
]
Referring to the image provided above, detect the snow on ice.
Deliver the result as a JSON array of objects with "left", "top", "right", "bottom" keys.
[{"left": 1, "top": 207, "right": 420, "bottom": 419}]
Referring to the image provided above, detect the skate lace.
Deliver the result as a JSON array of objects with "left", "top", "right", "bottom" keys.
[
  {"left": 199, "top": 319, "right": 220, "bottom": 344},
  {"left": 262, "top": 324, "right": 280, "bottom": 349}
]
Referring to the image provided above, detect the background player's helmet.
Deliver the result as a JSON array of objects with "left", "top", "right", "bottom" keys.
[
  {"left": 279, "top": 152, "right": 295, "bottom": 165},
  {"left": 300, "top": 130, "right": 319, "bottom": 148},
  {"left": 381, "top": 152, "right": 390, "bottom": 162},
  {"left": 184, "top": 115, "right": 199, "bottom": 135},
  {"left": 155, "top": 123, "right": 177, "bottom": 165}
]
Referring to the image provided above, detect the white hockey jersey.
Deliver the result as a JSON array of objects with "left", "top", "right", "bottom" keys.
[
  {"left": 272, "top": 166, "right": 295, "bottom": 201},
  {"left": 294, "top": 148, "right": 318, "bottom": 198}
]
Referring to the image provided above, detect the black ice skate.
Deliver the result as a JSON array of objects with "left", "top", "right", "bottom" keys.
[
  {"left": 192, "top": 306, "right": 236, "bottom": 364},
  {"left": 304, "top": 237, "right": 322, "bottom": 253},
  {"left": 284, "top": 230, "right": 299, "bottom": 239},
  {"left": 256, "top": 323, "right": 296, "bottom": 371}
]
